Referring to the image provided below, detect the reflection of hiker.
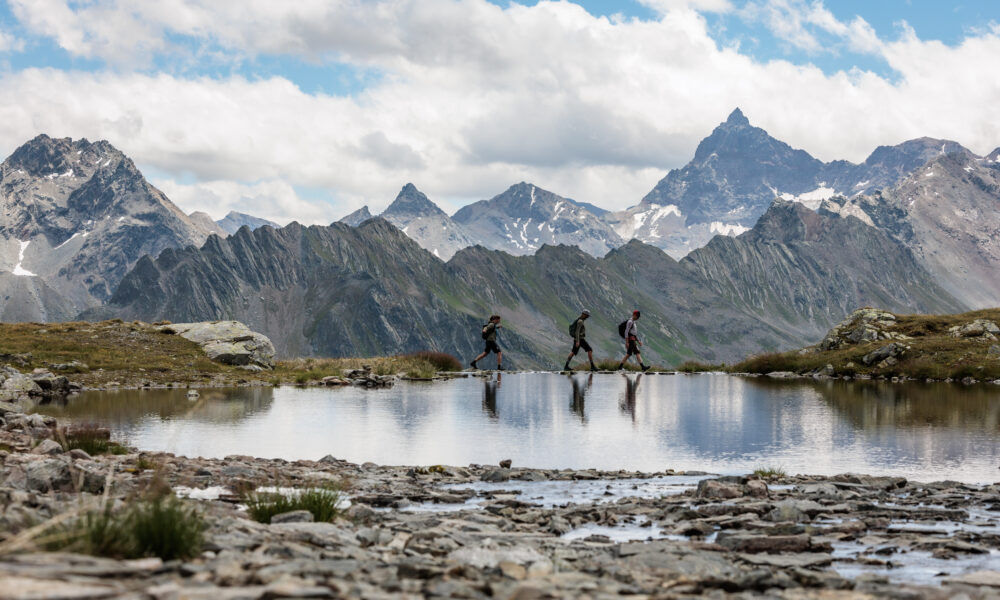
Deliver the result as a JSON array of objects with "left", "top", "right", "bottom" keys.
[
  {"left": 620, "top": 372, "right": 642, "bottom": 419},
  {"left": 618, "top": 310, "right": 650, "bottom": 372},
  {"left": 564, "top": 310, "right": 597, "bottom": 372},
  {"left": 569, "top": 373, "right": 593, "bottom": 420},
  {"left": 482, "top": 372, "right": 501, "bottom": 418},
  {"left": 471, "top": 315, "right": 502, "bottom": 370}
]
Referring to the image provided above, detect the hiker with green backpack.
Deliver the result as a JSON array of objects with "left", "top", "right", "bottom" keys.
[
  {"left": 617, "top": 310, "right": 650, "bottom": 372},
  {"left": 470, "top": 315, "right": 503, "bottom": 370},
  {"left": 563, "top": 310, "right": 598, "bottom": 372}
]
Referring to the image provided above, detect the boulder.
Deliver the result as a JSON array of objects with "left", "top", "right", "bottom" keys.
[
  {"left": 1, "top": 373, "right": 42, "bottom": 396},
  {"left": 949, "top": 319, "right": 1000, "bottom": 340},
  {"left": 862, "top": 342, "right": 908, "bottom": 366},
  {"left": 159, "top": 321, "right": 276, "bottom": 368},
  {"left": 31, "top": 439, "right": 63, "bottom": 455},
  {"left": 695, "top": 479, "right": 743, "bottom": 499},
  {"left": 24, "top": 458, "right": 73, "bottom": 492}
]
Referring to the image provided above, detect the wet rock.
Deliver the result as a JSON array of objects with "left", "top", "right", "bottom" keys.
[
  {"left": 766, "top": 499, "right": 825, "bottom": 522},
  {"left": 715, "top": 532, "right": 821, "bottom": 553},
  {"left": 695, "top": 479, "right": 742, "bottom": 499}
]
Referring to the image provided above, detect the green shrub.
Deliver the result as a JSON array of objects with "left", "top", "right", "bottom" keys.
[{"left": 244, "top": 486, "right": 344, "bottom": 524}]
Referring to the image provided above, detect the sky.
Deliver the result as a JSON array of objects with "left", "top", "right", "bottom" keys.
[{"left": 0, "top": 0, "right": 997, "bottom": 224}]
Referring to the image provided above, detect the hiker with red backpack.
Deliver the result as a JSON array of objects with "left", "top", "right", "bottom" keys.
[
  {"left": 470, "top": 315, "right": 503, "bottom": 370},
  {"left": 617, "top": 310, "right": 650, "bottom": 372}
]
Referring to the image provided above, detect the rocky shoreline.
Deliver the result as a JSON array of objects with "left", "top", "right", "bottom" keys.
[{"left": 2, "top": 403, "right": 1000, "bottom": 599}]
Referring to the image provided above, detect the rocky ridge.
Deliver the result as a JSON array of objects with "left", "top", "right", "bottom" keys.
[{"left": 380, "top": 184, "right": 475, "bottom": 260}]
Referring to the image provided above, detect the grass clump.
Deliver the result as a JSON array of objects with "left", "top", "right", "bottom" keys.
[
  {"left": 752, "top": 465, "right": 787, "bottom": 479},
  {"left": 47, "top": 495, "right": 203, "bottom": 560},
  {"left": 676, "top": 360, "right": 724, "bottom": 373},
  {"left": 401, "top": 351, "right": 462, "bottom": 373},
  {"left": 244, "top": 485, "right": 345, "bottom": 524},
  {"left": 59, "top": 424, "right": 130, "bottom": 456}
]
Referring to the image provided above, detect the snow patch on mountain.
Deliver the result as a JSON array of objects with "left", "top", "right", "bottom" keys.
[
  {"left": 709, "top": 222, "right": 749, "bottom": 236},
  {"left": 12, "top": 241, "right": 36, "bottom": 276}
]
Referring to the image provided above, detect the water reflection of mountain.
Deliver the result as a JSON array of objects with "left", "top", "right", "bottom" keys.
[
  {"left": 798, "top": 379, "right": 1000, "bottom": 431},
  {"left": 37, "top": 387, "right": 275, "bottom": 427}
]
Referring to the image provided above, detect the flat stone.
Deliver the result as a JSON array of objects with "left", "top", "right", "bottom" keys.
[
  {"left": 737, "top": 552, "right": 833, "bottom": 568},
  {"left": 945, "top": 570, "right": 1000, "bottom": 587},
  {"left": 31, "top": 439, "right": 63, "bottom": 455},
  {"left": 270, "top": 510, "right": 314, "bottom": 524},
  {"left": 0, "top": 575, "right": 119, "bottom": 599}
]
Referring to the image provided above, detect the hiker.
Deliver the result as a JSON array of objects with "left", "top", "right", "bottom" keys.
[
  {"left": 564, "top": 310, "right": 597, "bottom": 372},
  {"left": 471, "top": 315, "right": 502, "bottom": 370},
  {"left": 618, "top": 310, "right": 650, "bottom": 372}
]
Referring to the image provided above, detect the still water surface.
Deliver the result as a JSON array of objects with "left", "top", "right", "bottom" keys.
[{"left": 37, "top": 373, "right": 1000, "bottom": 482}]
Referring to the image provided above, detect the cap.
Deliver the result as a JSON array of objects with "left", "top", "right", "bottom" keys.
[{"left": 582, "top": 309, "right": 591, "bottom": 316}]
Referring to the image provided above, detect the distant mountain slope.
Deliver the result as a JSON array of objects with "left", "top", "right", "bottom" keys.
[
  {"left": 97, "top": 201, "right": 959, "bottom": 366},
  {"left": 380, "top": 184, "right": 474, "bottom": 260},
  {"left": 0, "top": 135, "right": 210, "bottom": 320},
  {"left": 606, "top": 109, "right": 969, "bottom": 258},
  {"left": 823, "top": 151, "right": 1000, "bottom": 308},
  {"left": 681, "top": 200, "right": 964, "bottom": 341},
  {"left": 216, "top": 211, "right": 279, "bottom": 235},
  {"left": 453, "top": 182, "right": 623, "bottom": 257},
  {"left": 338, "top": 206, "right": 373, "bottom": 227}
]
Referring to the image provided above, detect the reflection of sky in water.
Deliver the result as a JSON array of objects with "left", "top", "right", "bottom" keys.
[{"left": 38, "top": 374, "right": 1000, "bottom": 482}]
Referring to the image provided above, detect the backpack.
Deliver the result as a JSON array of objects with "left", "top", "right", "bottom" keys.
[
  {"left": 481, "top": 324, "right": 491, "bottom": 340},
  {"left": 568, "top": 319, "right": 579, "bottom": 338},
  {"left": 618, "top": 320, "right": 628, "bottom": 338}
]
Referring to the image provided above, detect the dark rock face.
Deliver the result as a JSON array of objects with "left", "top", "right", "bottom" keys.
[
  {"left": 0, "top": 135, "right": 211, "bottom": 320},
  {"left": 98, "top": 205, "right": 959, "bottom": 366},
  {"left": 215, "top": 211, "right": 278, "bottom": 235},
  {"left": 453, "top": 182, "right": 623, "bottom": 257}
]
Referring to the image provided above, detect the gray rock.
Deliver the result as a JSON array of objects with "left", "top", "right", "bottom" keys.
[
  {"left": 24, "top": 458, "right": 73, "bottom": 492},
  {"left": 31, "top": 439, "right": 63, "bottom": 455},
  {"left": 766, "top": 499, "right": 825, "bottom": 522},
  {"left": 270, "top": 510, "right": 314, "bottom": 524},
  {"left": 862, "top": 342, "right": 907, "bottom": 366},
  {"left": 695, "top": 479, "right": 743, "bottom": 499},
  {"left": 481, "top": 468, "right": 511, "bottom": 482},
  {"left": 1, "top": 373, "right": 42, "bottom": 395},
  {"left": 159, "top": 321, "right": 276, "bottom": 368}
]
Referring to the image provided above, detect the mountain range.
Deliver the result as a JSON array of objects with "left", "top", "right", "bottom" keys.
[{"left": 1, "top": 109, "right": 997, "bottom": 366}]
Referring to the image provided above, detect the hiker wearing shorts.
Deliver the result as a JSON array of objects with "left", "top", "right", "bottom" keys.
[
  {"left": 618, "top": 310, "right": 650, "bottom": 372},
  {"left": 471, "top": 315, "right": 503, "bottom": 370},
  {"left": 564, "top": 310, "right": 597, "bottom": 372}
]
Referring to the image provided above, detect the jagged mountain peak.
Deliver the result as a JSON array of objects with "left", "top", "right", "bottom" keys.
[
  {"left": 5, "top": 134, "right": 123, "bottom": 178},
  {"left": 725, "top": 107, "right": 750, "bottom": 127},
  {"left": 215, "top": 211, "right": 279, "bottom": 235},
  {"left": 338, "top": 205, "right": 374, "bottom": 227},
  {"left": 383, "top": 183, "right": 445, "bottom": 219},
  {"left": 985, "top": 148, "right": 1000, "bottom": 163}
]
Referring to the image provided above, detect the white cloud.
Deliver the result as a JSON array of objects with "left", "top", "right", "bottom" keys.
[
  {"left": 153, "top": 179, "right": 332, "bottom": 226},
  {"left": 741, "top": 0, "right": 883, "bottom": 55},
  {"left": 640, "top": 0, "right": 734, "bottom": 14},
  {"left": 0, "top": 0, "right": 997, "bottom": 225},
  {"left": 0, "top": 28, "right": 25, "bottom": 53}
]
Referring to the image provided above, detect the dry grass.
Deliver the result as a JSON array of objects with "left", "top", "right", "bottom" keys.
[
  {"left": 0, "top": 320, "right": 235, "bottom": 387},
  {"left": 731, "top": 308, "right": 1000, "bottom": 380},
  {"left": 275, "top": 353, "right": 453, "bottom": 382}
]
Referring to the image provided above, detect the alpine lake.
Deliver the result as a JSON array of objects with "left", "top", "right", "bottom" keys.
[{"left": 35, "top": 372, "right": 1000, "bottom": 484}]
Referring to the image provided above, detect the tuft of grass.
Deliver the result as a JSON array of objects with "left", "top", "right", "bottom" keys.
[
  {"left": 134, "top": 456, "right": 158, "bottom": 471},
  {"left": 129, "top": 495, "right": 204, "bottom": 560},
  {"left": 401, "top": 351, "right": 462, "bottom": 373},
  {"left": 244, "top": 485, "right": 345, "bottom": 524},
  {"left": 59, "top": 424, "right": 130, "bottom": 456},
  {"left": 752, "top": 466, "right": 787, "bottom": 479},
  {"left": 46, "top": 495, "right": 203, "bottom": 560},
  {"left": 676, "top": 360, "right": 724, "bottom": 373}
]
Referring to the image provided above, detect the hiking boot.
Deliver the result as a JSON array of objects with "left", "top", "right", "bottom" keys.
[
  {"left": 497, "top": 366, "right": 504, "bottom": 371},
  {"left": 563, "top": 363, "right": 571, "bottom": 372},
  {"left": 590, "top": 365, "right": 598, "bottom": 372},
  {"left": 469, "top": 361, "right": 477, "bottom": 370},
  {"left": 616, "top": 364, "right": 624, "bottom": 371},
  {"left": 641, "top": 365, "right": 651, "bottom": 372}
]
